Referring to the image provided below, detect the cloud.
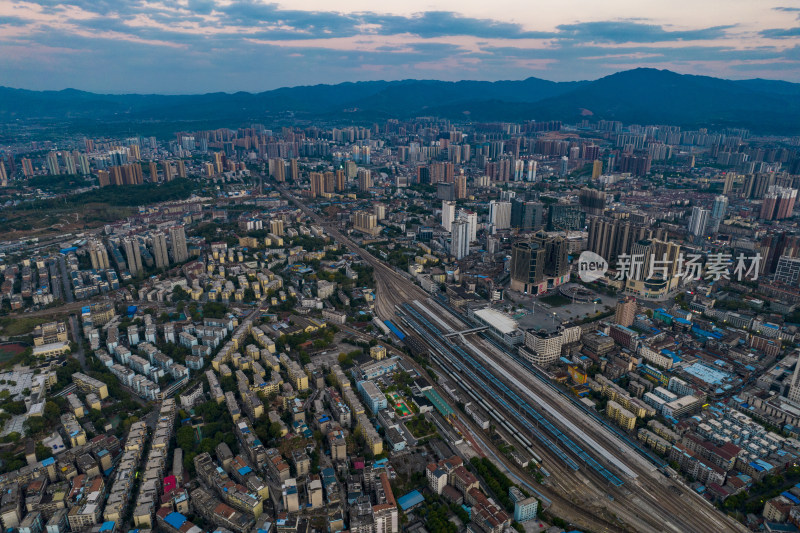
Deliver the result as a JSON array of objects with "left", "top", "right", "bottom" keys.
[
  {"left": 555, "top": 21, "right": 735, "bottom": 43},
  {"left": 1, "top": 0, "right": 799, "bottom": 91},
  {"left": 366, "top": 11, "right": 556, "bottom": 39},
  {"left": 0, "top": 16, "right": 30, "bottom": 26},
  {"left": 760, "top": 27, "right": 800, "bottom": 38}
]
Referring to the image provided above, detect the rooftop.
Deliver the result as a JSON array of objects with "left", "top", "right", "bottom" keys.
[{"left": 474, "top": 308, "right": 518, "bottom": 334}]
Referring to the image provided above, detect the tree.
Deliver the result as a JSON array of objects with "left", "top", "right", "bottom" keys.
[
  {"left": 2, "top": 401, "right": 26, "bottom": 415},
  {"left": 43, "top": 401, "right": 61, "bottom": 423},
  {"left": 173, "top": 286, "right": 190, "bottom": 301},
  {"left": 203, "top": 302, "right": 228, "bottom": 319},
  {"left": 122, "top": 416, "right": 139, "bottom": 432},
  {"left": 23, "top": 417, "right": 46, "bottom": 435},
  {"left": 269, "top": 422, "right": 284, "bottom": 439},
  {"left": 35, "top": 441, "right": 53, "bottom": 460},
  {"left": 176, "top": 425, "right": 195, "bottom": 451}
]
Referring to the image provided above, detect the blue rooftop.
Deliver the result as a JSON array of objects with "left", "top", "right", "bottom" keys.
[
  {"left": 41, "top": 457, "right": 55, "bottom": 466},
  {"left": 684, "top": 363, "right": 730, "bottom": 385},
  {"left": 397, "top": 490, "right": 425, "bottom": 511},
  {"left": 782, "top": 491, "right": 800, "bottom": 505},
  {"left": 164, "top": 512, "right": 187, "bottom": 530},
  {"left": 100, "top": 522, "right": 115, "bottom": 532}
]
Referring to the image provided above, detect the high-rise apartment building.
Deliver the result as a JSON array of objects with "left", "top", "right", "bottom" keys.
[
  {"left": 530, "top": 231, "right": 569, "bottom": 279},
  {"left": 437, "top": 182, "right": 455, "bottom": 201},
  {"left": 290, "top": 158, "right": 299, "bottom": 181},
  {"left": 614, "top": 296, "right": 637, "bottom": 327},
  {"left": 527, "top": 160, "right": 537, "bottom": 182},
  {"left": 324, "top": 171, "right": 335, "bottom": 194},
  {"left": 151, "top": 232, "right": 170, "bottom": 269},
  {"left": 63, "top": 152, "right": 77, "bottom": 175},
  {"left": 688, "top": 207, "right": 710, "bottom": 237},
  {"left": 353, "top": 211, "right": 379, "bottom": 235},
  {"left": 489, "top": 200, "right": 511, "bottom": 231},
  {"left": 177, "top": 160, "right": 186, "bottom": 178},
  {"left": 709, "top": 195, "right": 728, "bottom": 233},
  {"left": 591, "top": 159, "right": 603, "bottom": 180},
  {"left": 123, "top": 237, "right": 143, "bottom": 275},
  {"left": 21, "top": 158, "right": 34, "bottom": 178},
  {"left": 47, "top": 152, "right": 60, "bottom": 176},
  {"left": 586, "top": 216, "right": 666, "bottom": 264},
  {"left": 149, "top": 162, "right": 158, "bottom": 182},
  {"left": 454, "top": 175, "right": 467, "bottom": 199},
  {"left": 559, "top": 156, "right": 569, "bottom": 176},
  {"left": 270, "top": 219, "right": 284, "bottom": 236},
  {"left": 442, "top": 201, "right": 456, "bottom": 232},
  {"left": 89, "top": 241, "right": 109, "bottom": 270},
  {"left": 345, "top": 160, "right": 357, "bottom": 179},
  {"left": 335, "top": 169, "right": 346, "bottom": 191},
  {"left": 270, "top": 158, "right": 285, "bottom": 182},
  {"left": 510, "top": 241, "right": 545, "bottom": 293},
  {"left": 787, "top": 356, "right": 800, "bottom": 404},
  {"left": 579, "top": 188, "right": 606, "bottom": 216},
  {"left": 310, "top": 172, "right": 325, "bottom": 197},
  {"left": 162, "top": 161, "right": 173, "bottom": 182},
  {"left": 169, "top": 225, "right": 189, "bottom": 263},
  {"left": 450, "top": 220, "right": 470, "bottom": 260},
  {"left": 358, "top": 168, "right": 372, "bottom": 192},
  {"left": 457, "top": 209, "right": 478, "bottom": 242},
  {"left": 510, "top": 199, "right": 543, "bottom": 231},
  {"left": 547, "top": 204, "right": 586, "bottom": 231},
  {"left": 760, "top": 185, "right": 797, "bottom": 221},
  {"left": 76, "top": 153, "right": 90, "bottom": 175}
]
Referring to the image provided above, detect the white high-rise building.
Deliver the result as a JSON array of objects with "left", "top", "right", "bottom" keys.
[
  {"left": 527, "top": 160, "right": 537, "bottom": 182},
  {"left": 788, "top": 358, "right": 800, "bottom": 404},
  {"left": 63, "top": 153, "right": 77, "bottom": 175},
  {"left": 450, "top": 220, "right": 470, "bottom": 260},
  {"left": 513, "top": 160, "right": 525, "bottom": 181},
  {"left": 489, "top": 200, "right": 512, "bottom": 231},
  {"left": 441, "top": 201, "right": 456, "bottom": 232},
  {"left": 688, "top": 206, "right": 710, "bottom": 237},
  {"left": 46, "top": 152, "right": 60, "bottom": 176}
]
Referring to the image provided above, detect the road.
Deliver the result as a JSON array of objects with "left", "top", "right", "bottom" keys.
[
  {"left": 68, "top": 314, "right": 86, "bottom": 370},
  {"left": 276, "top": 186, "right": 427, "bottom": 319},
  {"left": 342, "top": 310, "right": 644, "bottom": 531},
  {"left": 57, "top": 255, "right": 74, "bottom": 303},
  {"left": 279, "top": 187, "right": 746, "bottom": 532},
  {"left": 405, "top": 298, "right": 745, "bottom": 533}
]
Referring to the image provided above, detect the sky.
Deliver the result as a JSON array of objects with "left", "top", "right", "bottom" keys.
[{"left": 1, "top": 0, "right": 800, "bottom": 93}]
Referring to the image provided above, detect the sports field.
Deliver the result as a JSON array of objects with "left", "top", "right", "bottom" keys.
[{"left": 388, "top": 392, "right": 412, "bottom": 417}]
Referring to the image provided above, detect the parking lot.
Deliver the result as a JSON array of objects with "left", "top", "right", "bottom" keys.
[{"left": 509, "top": 284, "right": 617, "bottom": 332}]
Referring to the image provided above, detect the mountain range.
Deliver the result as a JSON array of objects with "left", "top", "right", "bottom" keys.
[{"left": 2, "top": 68, "right": 800, "bottom": 134}]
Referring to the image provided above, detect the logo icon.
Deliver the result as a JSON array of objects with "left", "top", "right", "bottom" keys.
[{"left": 577, "top": 251, "right": 608, "bottom": 283}]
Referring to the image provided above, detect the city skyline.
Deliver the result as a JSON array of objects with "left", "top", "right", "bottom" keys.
[{"left": 0, "top": 0, "right": 799, "bottom": 93}]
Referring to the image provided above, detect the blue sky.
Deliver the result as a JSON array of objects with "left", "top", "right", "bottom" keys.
[{"left": 1, "top": 0, "right": 799, "bottom": 93}]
